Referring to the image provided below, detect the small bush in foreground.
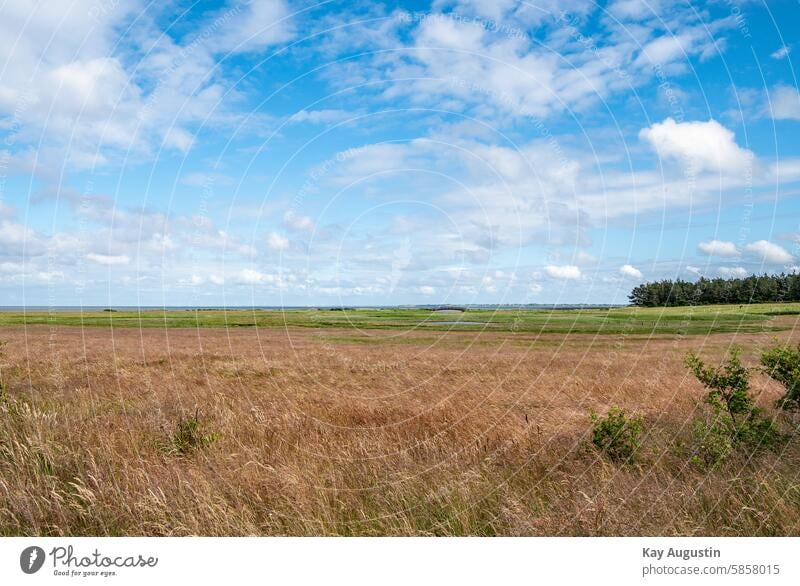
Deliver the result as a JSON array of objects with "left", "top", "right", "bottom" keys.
[
  {"left": 590, "top": 407, "right": 644, "bottom": 463},
  {"left": 689, "top": 414, "right": 734, "bottom": 468},
  {"left": 686, "top": 349, "right": 782, "bottom": 466},
  {"left": 686, "top": 348, "right": 753, "bottom": 420},
  {"left": 165, "top": 411, "right": 219, "bottom": 455},
  {"left": 760, "top": 343, "right": 800, "bottom": 410}
]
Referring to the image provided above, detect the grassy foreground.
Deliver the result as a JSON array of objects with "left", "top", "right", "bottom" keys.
[{"left": 1, "top": 304, "right": 799, "bottom": 536}]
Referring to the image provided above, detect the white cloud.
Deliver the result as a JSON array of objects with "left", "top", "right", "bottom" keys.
[
  {"left": 85, "top": 253, "right": 130, "bottom": 266},
  {"left": 743, "top": 240, "right": 793, "bottom": 264},
  {"left": 635, "top": 29, "right": 705, "bottom": 68},
  {"left": 282, "top": 211, "right": 315, "bottom": 232},
  {"left": 162, "top": 127, "right": 195, "bottom": 152},
  {"left": 771, "top": 46, "right": 791, "bottom": 60},
  {"left": 545, "top": 265, "right": 581, "bottom": 280},
  {"left": 210, "top": 0, "right": 295, "bottom": 54},
  {"left": 328, "top": 2, "right": 732, "bottom": 124},
  {"left": 0, "top": 220, "right": 40, "bottom": 253},
  {"left": 191, "top": 275, "right": 204, "bottom": 285},
  {"left": 0, "top": 0, "right": 296, "bottom": 172},
  {"left": 209, "top": 274, "right": 225, "bottom": 285},
  {"left": 239, "top": 269, "right": 268, "bottom": 284},
  {"left": 686, "top": 265, "right": 702, "bottom": 276},
  {"left": 619, "top": 264, "right": 643, "bottom": 279},
  {"left": 698, "top": 240, "right": 739, "bottom": 257},
  {"left": 187, "top": 216, "right": 257, "bottom": 257},
  {"left": 289, "top": 109, "right": 352, "bottom": 124},
  {"left": 640, "top": 118, "right": 753, "bottom": 173},
  {"left": 0, "top": 261, "right": 24, "bottom": 273},
  {"left": 718, "top": 266, "right": 748, "bottom": 278},
  {"left": 419, "top": 285, "right": 436, "bottom": 295},
  {"left": 144, "top": 234, "right": 177, "bottom": 254},
  {"left": 574, "top": 251, "right": 597, "bottom": 265},
  {"left": 480, "top": 275, "right": 497, "bottom": 293},
  {"left": 770, "top": 85, "right": 800, "bottom": 121},
  {"left": 607, "top": 0, "right": 661, "bottom": 19},
  {"left": 267, "top": 232, "right": 290, "bottom": 250}
]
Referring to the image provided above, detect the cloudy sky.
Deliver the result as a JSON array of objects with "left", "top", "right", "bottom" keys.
[{"left": 1, "top": 0, "right": 799, "bottom": 306}]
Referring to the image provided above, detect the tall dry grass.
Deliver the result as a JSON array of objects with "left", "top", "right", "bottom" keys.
[{"left": 1, "top": 325, "right": 799, "bottom": 536}]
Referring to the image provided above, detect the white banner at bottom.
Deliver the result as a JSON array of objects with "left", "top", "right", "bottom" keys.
[{"left": 1, "top": 537, "right": 798, "bottom": 585}]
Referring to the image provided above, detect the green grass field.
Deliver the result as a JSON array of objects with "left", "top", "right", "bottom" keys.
[{"left": 1, "top": 302, "right": 799, "bottom": 335}]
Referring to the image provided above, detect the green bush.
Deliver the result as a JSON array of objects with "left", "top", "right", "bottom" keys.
[
  {"left": 689, "top": 414, "right": 734, "bottom": 468},
  {"left": 590, "top": 407, "right": 644, "bottom": 463},
  {"left": 685, "top": 349, "right": 783, "bottom": 466},
  {"left": 734, "top": 412, "right": 781, "bottom": 448},
  {"left": 166, "top": 411, "right": 219, "bottom": 455},
  {"left": 760, "top": 343, "right": 800, "bottom": 410},
  {"left": 686, "top": 348, "right": 753, "bottom": 420}
]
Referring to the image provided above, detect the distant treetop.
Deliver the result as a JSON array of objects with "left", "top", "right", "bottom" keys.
[{"left": 628, "top": 273, "right": 800, "bottom": 306}]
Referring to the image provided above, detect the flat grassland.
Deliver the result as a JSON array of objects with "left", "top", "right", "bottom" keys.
[{"left": 1, "top": 304, "right": 800, "bottom": 536}]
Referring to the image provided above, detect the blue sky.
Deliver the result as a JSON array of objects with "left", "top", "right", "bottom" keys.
[{"left": 0, "top": 0, "right": 799, "bottom": 306}]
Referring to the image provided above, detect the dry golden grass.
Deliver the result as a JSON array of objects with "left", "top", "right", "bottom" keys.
[{"left": 1, "top": 323, "right": 800, "bottom": 536}]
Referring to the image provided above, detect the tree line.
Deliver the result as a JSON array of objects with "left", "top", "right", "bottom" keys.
[{"left": 628, "top": 273, "right": 800, "bottom": 306}]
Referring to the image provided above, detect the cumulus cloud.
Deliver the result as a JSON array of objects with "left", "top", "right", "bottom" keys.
[
  {"left": 0, "top": 0, "right": 297, "bottom": 171},
  {"left": 640, "top": 118, "right": 753, "bottom": 173},
  {"left": 419, "top": 285, "right": 436, "bottom": 295},
  {"left": 188, "top": 217, "right": 258, "bottom": 258},
  {"left": 289, "top": 109, "right": 352, "bottom": 124},
  {"left": 0, "top": 221, "right": 41, "bottom": 254},
  {"left": 339, "top": 1, "right": 732, "bottom": 123},
  {"left": 619, "top": 264, "right": 643, "bottom": 279},
  {"left": 282, "top": 211, "right": 315, "bottom": 232},
  {"left": 698, "top": 240, "right": 739, "bottom": 257},
  {"left": 771, "top": 46, "right": 791, "bottom": 60},
  {"left": 718, "top": 266, "right": 748, "bottom": 278},
  {"left": 770, "top": 85, "right": 800, "bottom": 121},
  {"left": 686, "top": 265, "right": 702, "bottom": 276},
  {"left": 239, "top": 269, "right": 268, "bottom": 284},
  {"left": 210, "top": 0, "right": 295, "bottom": 54},
  {"left": 574, "top": 251, "right": 598, "bottom": 265},
  {"left": 545, "top": 265, "right": 581, "bottom": 280},
  {"left": 85, "top": 253, "right": 131, "bottom": 265},
  {"left": 267, "top": 232, "right": 290, "bottom": 250},
  {"left": 743, "top": 240, "right": 793, "bottom": 264}
]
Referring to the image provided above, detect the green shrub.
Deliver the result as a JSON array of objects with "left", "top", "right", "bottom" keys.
[
  {"left": 166, "top": 411, "right": 219, "bottom": 455},
  {"left": 760, "top": 343, "right": 800, "bottom": 410},
  {"left": 686, "top": 348, "right": 753, "bottom": 420},
  {"left": 689, "top": 407, "right": 781, "bottom": 468},
  {"left": 685, "top": 349, "right": 783, "bottom": 466},
  {"left": 733, "top": 411, "right": 781, "bottom": 448},
  {"left": 689, "top": 414, "right": 734, "bottom": 468},
  {"left": 590, "top": 407, "right": 644, "bottom": 463}
]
